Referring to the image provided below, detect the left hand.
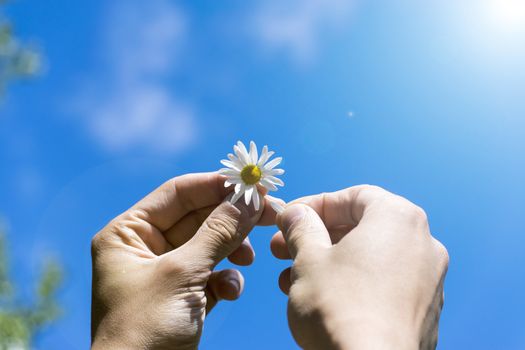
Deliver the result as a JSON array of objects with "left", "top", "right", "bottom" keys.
[{"left": 91, "top": 172, "right": 277, "bottom": 350}]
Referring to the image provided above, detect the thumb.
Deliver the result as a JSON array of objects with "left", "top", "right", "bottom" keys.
[
  {"left": 182, "top": 198, "right": 263, "bottom": 269},
  {"left": 277, "top": 204, "right": 331, "bottom": 259}
]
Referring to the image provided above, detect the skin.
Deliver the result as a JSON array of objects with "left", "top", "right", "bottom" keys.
[
  {"left": 92, "top": 174, "right": 448, "bottom": 349},
  {"left": 270, "top": 185, "right": 449, "bottom": 349},
  {"left": 91, "top": 172, "right": 278, "bottom": 349}
]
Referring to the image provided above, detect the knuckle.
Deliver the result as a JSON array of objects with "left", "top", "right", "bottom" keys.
[
  {"left": 90, "top": 232, "right": 103, "bottom": 253},
  {"left": 354, "top": 185, "right": 394, "bottom": 208},
  {"left": 405, "top": 200, "right": 428, "bottom": 223},
  {"left": 409, "top": 203, "right": 428, "bottom": 223},
  {"left": 288, "top": 280, "right": 321, "bottom": 315},
  {"left": 127, "top": 208, "right": 149, "bottom": 222},
  {"left": 433, "top": 239, "right": 450, "bottom": 269},
  {"left": 357, "top": 184, "right": 386, "bottom": 193},
  {"left": 354, "top": 184, "right": 391, "bottom": 199},
  {"left": 387, "top": 197, "right": 429, "bottom": 225},
  {"left": 167, "top": 175, "right": 183, "bottom": 189},
  {"left": 91, "top": 228, "right": 111, "bottom": 258},
  {"left": 90, "top": 212, "right": 132, "bottom": 256},
  {"left": 204, "top": 215, "right": 239, "bottom": 242},
  {"left": 91, "top": 216, "right": 123, "bottom": 251}
]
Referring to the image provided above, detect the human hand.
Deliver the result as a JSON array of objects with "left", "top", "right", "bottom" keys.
[
  {"left": 91, "top": 172, "right": 276, "bottom": 349},
  {"left": 270, "top": 186, "right": 449, "bottom": 349}
]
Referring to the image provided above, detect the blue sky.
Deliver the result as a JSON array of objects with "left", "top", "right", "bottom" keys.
[{"left": 1, "top": 0, "right": 524, "bottom": 348}]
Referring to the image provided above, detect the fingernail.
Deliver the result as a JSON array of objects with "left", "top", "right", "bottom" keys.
[
  {"left": 233, "top": 197, "right": 260, "bottom": 220},
  {"left": 269, "top": 199, "right": 285, "bottom": 214},
  {"left": 228, "top": 277, "right": 240, "bottom": 293},
  {"left": 279, "top": 204, "right": 308, "bottom": 232},
  {"left": 223, "top": 192, "right": 262, "bottom": 218},
  {"left": 240, "top": 238, "right": 255, "bottom": 260},
  {"left": 222, "top": 192, "right": 234, "bottom": 203},
  {"left": 266, "top": 195, "right": 286, "bottom": 207},
  {"left": 241, "top": 237, "right": 253, "bottom": 249}
]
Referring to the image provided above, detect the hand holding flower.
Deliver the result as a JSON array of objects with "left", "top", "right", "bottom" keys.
[{"left": 91, "top": 173, "right": 278, "bottom": 349}]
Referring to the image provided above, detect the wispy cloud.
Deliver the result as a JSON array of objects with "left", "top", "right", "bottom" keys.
[
  {"left": 252, "top": 0, "right": 356, "bottom": 64},
  {"left": 73, "top": 0, "right": 196, "bottom": 154}
]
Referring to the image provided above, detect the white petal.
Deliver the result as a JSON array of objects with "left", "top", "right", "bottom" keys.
[
  {"left": 258, "top": 147, "right": 275, "bottom": 166},
  {"left": 234, "top": 145, "right": 250, "bottom": 165},
  {"left": 252, "top": 189, "right": 260, "bottom": 211},
  {"left": 244, "top": 186, "right": 254, "bottom": 205},
  {"left": 257, "top": 145, "right": 267, "bottom": 165},
  {"left": 267, "top": 176, "right": 284, "bottom": 187},
  {"left": 264, "top": 157, "right": 282, "bottom": 170},
  {"left": 260, "top": 178, "right": 278, "bottom": 191},
  {"left": 227, "top": 155, "right": 244, "bottom": 171},
  {"left": 227, "top": 153, "right": 238, "bottom": 162},
  {"left": 266, "top": 168, "right": 284, "bottom": 176},
  {"left": 269, "top": 199, "right": 285, "bottom": 214},
  {"left": 249, "top": 141, "right": 258, "bottom": 164},
  {"left": 231, "top": 190, "right": 244, "bottom": 204},
  {"left": 237, "top": 141, "right": 251, "bottom": 163},
  {"left": 237, "top": 140, "right": 248, "bottom": 153},
  {"left": 219, "top": 168, "right": 239, "bottom": 176},
  {"left": 227, "top": 177, "right": 242, "bottom": 185},
  {"left": 220, "top": 159, "right": 241, "bottom": 171},
  {"left": 235, "top": 183, "right": 243, "bottom": 193},
  {"left": 224, "top": 180, "right": 233, "bottom": 187}
]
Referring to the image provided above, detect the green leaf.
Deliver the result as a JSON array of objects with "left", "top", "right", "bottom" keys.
[
  {"left": 0, "top": 312, "right": 30, "bottom": 347},
  {"left": 0, "top": 233, "right": 13, "bottom": 298},
  {"left": 0, "top": 227, "right": 63, "bottom": 347},
  {"left": 37, "top": 261, "right": 62, "bottom": 301}
]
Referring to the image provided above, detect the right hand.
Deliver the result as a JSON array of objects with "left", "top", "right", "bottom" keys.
[{"left": 270, "top": 186, "right": 449, "bottom": 349}]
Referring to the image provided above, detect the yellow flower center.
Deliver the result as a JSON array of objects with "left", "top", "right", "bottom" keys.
[{"left": 240, "top": 164, "right": 262, "bottom": 185}]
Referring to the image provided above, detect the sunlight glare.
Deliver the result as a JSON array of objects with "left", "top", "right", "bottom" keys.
[{"left": 486, "top": 0, "right": 525, "bottom": 33}]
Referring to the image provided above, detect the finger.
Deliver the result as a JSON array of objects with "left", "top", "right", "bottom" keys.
[
  {"left": 270, "top": 231, "right": 292, "bottom": 260},
  {"left": 288, "top": 185, "right": 395, "bottom": 228},
  {"left": 164, "top": 205, "right": 216, "bottom": 248},
  {"left": 108, "top": 210, "right": 174, "bottom": 256},
  {"left": 270, "top": 225, "right": 351, "bottom": 259},
  {"left": 278, "top": 267, "right": 292, "bottom": 295},
  {"left": 277, "top": 204, "right": 331, "bottom": 259},
  {"left": 180, "top": 199, "right": 264, "bottom": 269},
  {"left": 205, "top": 269, "right": 244, "bottom": 314},
  {"left": 164, "top": 206, "right": 256, "bottom": 265},
  {"left": 165, "top": 194, "right": 283, "bottom": 249},
  {"left": 257, "top": 195, "right": 286, "bottom": 226},
  {"left": 227, "top": 237, "right": 255, "bottom": 266},
  {"left": 131, "top": 172, "right": 233, "bottom": 231}
]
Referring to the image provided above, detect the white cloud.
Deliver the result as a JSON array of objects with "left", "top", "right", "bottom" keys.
[
  {"left": 106, "top": 0, "right": 186, "bottom": 79},
  {"left": 89, "top": 86, "right": 195, "bottom": 153},
  {"left": 73, "top": 0, "right": 196, "bottom": 154},
  {"left": 253, "top": 0, "right": 356, "bottom": 64}
]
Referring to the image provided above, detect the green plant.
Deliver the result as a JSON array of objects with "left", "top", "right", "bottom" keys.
[
  {"left": 0, "top": 0, "right": 40, "bottom": 94},
  {"left": 0, "top": 227, "right": 62, "bottom": 350}
]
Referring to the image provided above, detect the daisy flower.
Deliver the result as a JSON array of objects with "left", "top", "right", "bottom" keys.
[{"left": 219, "top": 141, "right": 285, "bottom": 211}]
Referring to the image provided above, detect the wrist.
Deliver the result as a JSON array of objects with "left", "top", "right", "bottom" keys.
[
  {"left": 92, "top": 319, "right": 198, "bottom": 350},
  {"left": 91, "top": 314, "right": 151, "bottom": 350},
  {"left": 326, "top": 315, "right": 420, "bottom": 350},
  {"left": 91, "top": 327, "right": 145, "bottom": 350}
]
